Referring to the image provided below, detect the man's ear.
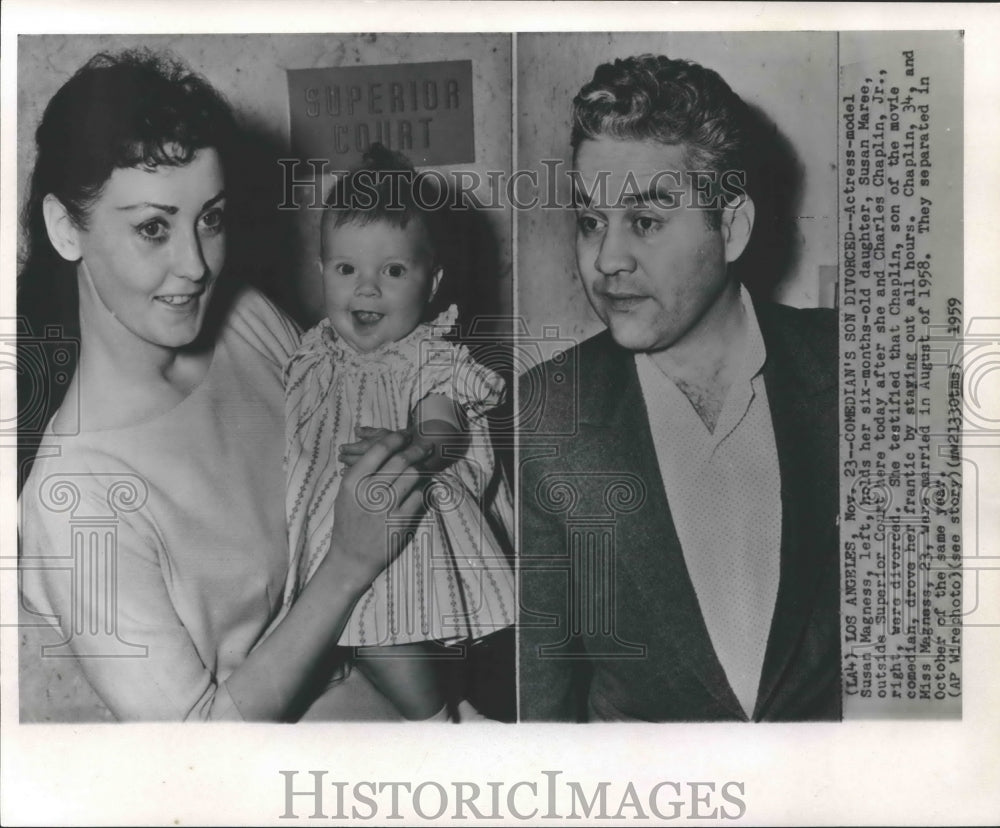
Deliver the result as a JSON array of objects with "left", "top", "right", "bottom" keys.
[
  {"left": 720, "top": 193, "right": 755, "bottom": 264},
  {"left": 429, "top": 266, "right": 443, "bottom": 301},
  {"left": 42, "top": 194, "right": 82, "bottom": 262}
]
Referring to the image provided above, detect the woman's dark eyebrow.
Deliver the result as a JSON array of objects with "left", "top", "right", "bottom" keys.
[
  {"left": 116, "top": 202, "right": 178, "bottom": 213},
  {"left": 203, "top": 191, "right": 226, "bottom": 209},
  {"left": 115, "top": 191, "right": 226, "bottom": 213}
]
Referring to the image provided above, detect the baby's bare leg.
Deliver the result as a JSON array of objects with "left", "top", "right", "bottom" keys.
[{"left": 354, "top": 643, "right": 446, "bottom": 720}]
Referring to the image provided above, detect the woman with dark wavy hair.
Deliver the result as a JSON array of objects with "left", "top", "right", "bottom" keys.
[{"left": 18, "top": 50, "right": 428, "bottom": 721}]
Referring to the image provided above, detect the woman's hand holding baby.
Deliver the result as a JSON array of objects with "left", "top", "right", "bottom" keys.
[
  {"left": 226, "top": 429, "right": 432, "bottom": 720},
  {"left": 323, "top": 429, "right": 431, "bottom": 595},
  {"left": 338, "top": 425, "right": 397, "bottom": 467},
  {"left": 341, "top": 414, "right": 468, "bottom": 475}
]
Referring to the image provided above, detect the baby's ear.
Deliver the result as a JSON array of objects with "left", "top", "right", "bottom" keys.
[
  {"left": 429, "top": 266, "right": 443, "bottom": 300},
  {"left": 314, "top": 258, "right": 324, "bottom": 275}
]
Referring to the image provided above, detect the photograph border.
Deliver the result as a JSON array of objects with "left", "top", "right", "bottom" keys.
[{"left": 2, "top": 3, "right": 998, "bottom": 826}]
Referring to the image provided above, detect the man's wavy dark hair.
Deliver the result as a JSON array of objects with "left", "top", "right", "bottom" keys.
[{"left": 571, "top": 54, "right": 755, "bottom": 227}]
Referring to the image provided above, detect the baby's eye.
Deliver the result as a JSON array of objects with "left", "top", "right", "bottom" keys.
[
  {"left": 199, "top": 207, "right": 225, "bottom": 235},
  {"left": 384, "top": 264, "right": 407, "bottom": 278},
  {"left": 136, "top": 218, "right": 169, "bottom": 242},
  {"left": 334, "top": 263, "right": 356, "bottom": 276},
  {"left": 576, "top": 214, "right": 604, "bottom": 237}
]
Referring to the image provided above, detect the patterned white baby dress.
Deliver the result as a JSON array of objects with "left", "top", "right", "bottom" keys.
[{"left": 282, "top": 305, "right": 515, "bottom": 646}]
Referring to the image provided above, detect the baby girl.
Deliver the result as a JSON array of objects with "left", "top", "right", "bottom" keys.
[{"left": 279, "top": 144, "right": 515, "bottom": 720}]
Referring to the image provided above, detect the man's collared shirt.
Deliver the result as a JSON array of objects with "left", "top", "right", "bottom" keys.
[{"left": 634, "top": 287, "right": 782, "bottom": 718}]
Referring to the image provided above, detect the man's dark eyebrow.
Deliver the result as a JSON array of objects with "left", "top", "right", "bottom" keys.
[
  {"left": 619, "top": 186, "right": 678, "bottom": 208},
  {"left": 572, "top": 185, "right": 678, "bottom": 210},
  {"left": 116, "top": 191, "right": 226, "bottom": 213}
]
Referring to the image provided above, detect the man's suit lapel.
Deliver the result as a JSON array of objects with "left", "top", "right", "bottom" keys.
[
  {"left": 752, "top": 302, "right": 839, "bottom": 720},
  {"left": 577, "top": 334, "right": 747, "bottom": 719}
]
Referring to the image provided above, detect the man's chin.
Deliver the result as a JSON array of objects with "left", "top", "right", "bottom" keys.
[{"left": 605, "top": 321, "right": 662, "bottom": 353}]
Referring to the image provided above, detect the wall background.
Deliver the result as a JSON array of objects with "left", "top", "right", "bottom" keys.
[
  {"left": 17, "top": 33, "right": 513, "bottom": 327},
  {"left": 517, "top": 31, "right": 838, "bottom": 350}
]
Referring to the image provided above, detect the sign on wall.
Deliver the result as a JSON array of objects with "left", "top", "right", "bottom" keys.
[{"left": 287, "top": 59, "right": 475, "bottom": 168}]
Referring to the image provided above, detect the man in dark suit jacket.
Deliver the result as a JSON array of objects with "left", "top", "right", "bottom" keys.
[{"left": 518, "top": 55, "right": 841, "bottom": 721}]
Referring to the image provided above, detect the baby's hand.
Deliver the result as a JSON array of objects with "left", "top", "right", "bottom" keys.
[{"left": 339, "top": 426, "right": 398, "bottom": 468}]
